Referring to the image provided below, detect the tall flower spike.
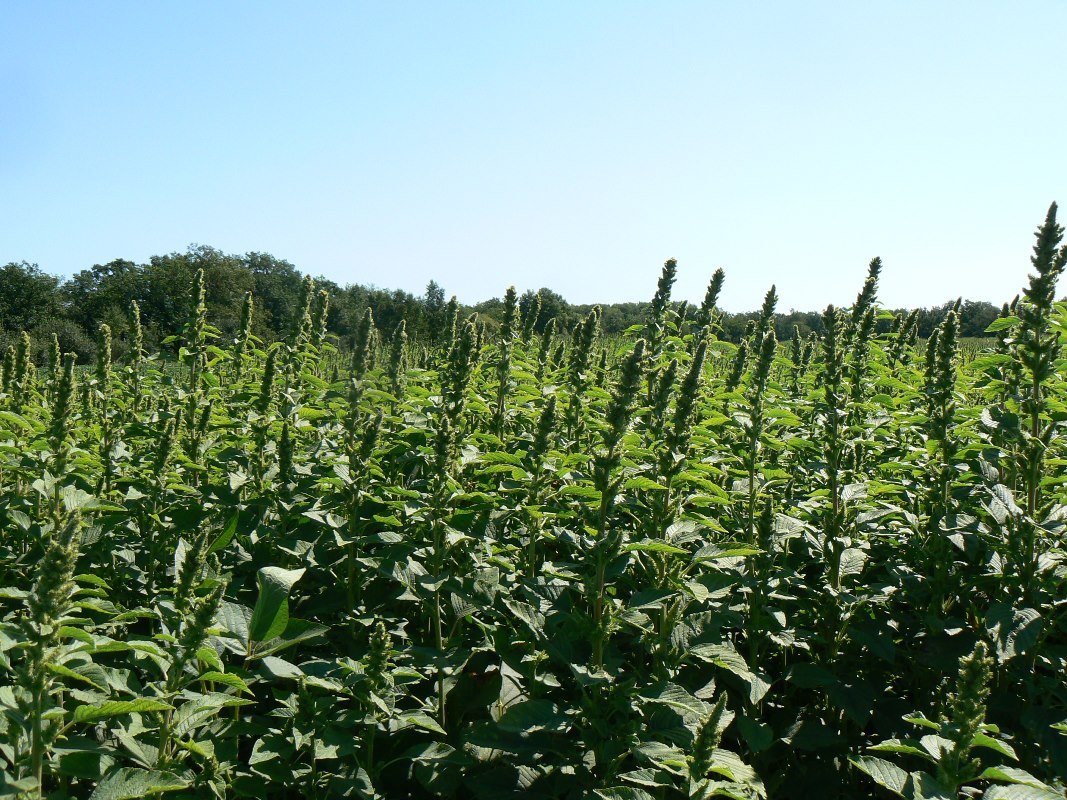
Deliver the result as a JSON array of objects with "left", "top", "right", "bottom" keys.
[
  {"left": 536, "top": 318, "right": 555, "bottom": 382},
  {"left": 234, "top": 292, "right": 253, "bottom": 379},
  {"left": 279, "top": 421, "right": 293, "bottom": 484},
  {"left": 690, "top": 693, "right": 729, "bottom": 781},
  {"left": 755, "top": 285, "right": 778, "bottom": 340},
  {"left": 352, "top": 308, "right": 375, "bottom": 382},
  {"left": 698, "top": 268, "right": 725, "bottom": 333},
  {"left": 725, "top": 340, "right": 749, "bottom": 394},
  {"left": 521, "top": 291, "right": 542, "bottom": 343},
  {"left": 29, "top": 512, "right": 81, "bottom": 629},
  {"left": 494, "top": 287, "right": 519, "bottom": 436},
  {"left": 603, "top": 339, "right": 647, "bottom": 454},
  {"left": 532, "top": 395, "right": 557, "bottom": 460},
  {"left": 1, "top": 347, "right": 14, "bottom": 394},
  {"left": 849, "top": 257, "right": 882, "bottom": 337},
  {"left": 294, "top": 274, "right": 315, "bottom": 344},
  {"left": 649, "top": 259, "right": 678, "bottom": 328},
  {"left": 670, "top": 334, "right": 708, "bottom": 450},
  {"left": 129, "top": 300, "right": 144, "bottom": 365},
  {"left": 96, "top": 324, "right": 112, "bottom": 389},
  {"left": 14, "top": 332, "right": 30, "bottom": 386},
  {"left": 49, "top": 354, "right": 76, "bottom": 459},
  {"left": 1026, "top": 202, "right": 1067, "bottom": 311},
  {"left": 258, "top": 347, "right": 278, "bottom": 415},
  {"left": 434, "top": 413, "right": 456, "bottom": 479},
  {"left": 49, "top": 334, "right": 61, "bottom": 378},
  {"left": 388, "top": 319, "right": 408, "bottom": 399}
]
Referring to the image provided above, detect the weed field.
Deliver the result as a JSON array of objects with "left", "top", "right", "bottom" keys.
[{"left": 1, "top": 209, "right": 1066, "bottom": 799}]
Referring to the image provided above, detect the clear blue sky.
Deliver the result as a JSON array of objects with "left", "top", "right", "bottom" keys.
[{"left": 3, "top": 2, "right": 1065, "bottom": 312}]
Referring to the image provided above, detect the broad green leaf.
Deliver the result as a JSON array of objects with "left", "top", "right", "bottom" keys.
[
  {"left": 250, "top": 619, "right": 329, "bottom": 659},
  {"left": 260, "top": 655, "right": 303, "bottom": 679},
  {"left": 0, "top": 411, "right": 32, "bottom": 431},
  {"left": 194, "top": 671, "right": 251, "bottom": 694},
  {"left": 594, "top": 788, "right": 656, "bottom": 800},
  {"left": 978, "top": 767, "right": 1054, "bottom": 788},
  {"left": 982, "top": 786, "right": 1065, "bottom": 800},
  {"left": 623, "top": 476, "right": 667, "bottom": 492},
  {"left": 972, "top": 732, "right": 1018, "bottom": 760},
  {"left": 88, "top": 768, "right": 187, "bottom": 800},
  {"left": 869, "top": 739, "right": 936, "bottom": 762},
  {"left": 985, "top": 315, "right": 1020, "bottom": 332},
  {"left": 74, "top": 699, "right": 173, "bottom": 724},
  {"left": 217, "top": 601, "right": 252, "bottom": 646},
  {"left": 172, "top": 692, "right": 253, "bottom": 737},
  {"left": 46, "top": 662, "right": 106, "bottom": 690},
  {"left": 910, "top": 771, "right": 955, "bottom": 800},
  {"left": 248, "top": 566, "right": 305, "bottom": 643},
  {"left": 623, "top": 540, "right": 688, "bottom": 555},
  {"left": 402, "top": 712, "right": 447, "bottom": 736},
  {"left": 618, "top": 768, "right": 673, "bottom": 788},
  {"left": 986, "top": 604, "right": 1042, "bottom": 662},
  {"left": 640, "top": 683, "right": 707, "bottom": 718},
  {"left": 496, "top": 700, "right": 568, "bottom": 733},
  {"left": 208, "top": 514, "right": 240, "bottom": 554}
]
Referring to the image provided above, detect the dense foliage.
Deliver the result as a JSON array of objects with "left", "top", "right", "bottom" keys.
[
  {"left": 1, "top": 246, "right": 1000, "bottom": 365},
  {"left": 0, "top": 208, "right": 1064, "bottom": 799}
]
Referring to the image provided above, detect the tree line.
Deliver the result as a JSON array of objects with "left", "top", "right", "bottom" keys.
[{"left": 1, "top": 245, "right": 1001, "bottom": 361}]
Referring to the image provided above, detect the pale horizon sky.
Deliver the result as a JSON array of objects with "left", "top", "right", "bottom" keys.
[{"left": 3, "top": 2, "right": 1066, "bottom": 312}]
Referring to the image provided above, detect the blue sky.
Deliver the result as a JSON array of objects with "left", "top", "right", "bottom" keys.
[{"left": 2, "top": 2, "right": 1065, "bottom": 312}]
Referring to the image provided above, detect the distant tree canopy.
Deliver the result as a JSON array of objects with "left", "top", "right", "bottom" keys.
[{"left": 0, "top": 245, "right": 1004, "bottom": 362}]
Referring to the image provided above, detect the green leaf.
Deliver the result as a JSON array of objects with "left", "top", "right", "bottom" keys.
[
  {"left": 982, "top": 786, "right": 1066, "bottom": 800},
  {"left": 623, "top": 476, "right": 667, "bottom": 492},
  {"left": 402, "top": 712, "right": 447, "bottom": 736},
  {"left": 46, "top": 662, "right": 106, "bottom": 690},
  {"left": 260, "top": 655, "right": 303, "bottom": 679},
  {"left": 910, "top": 771, "right": 955, "bottom": 800},
  {"left": 208, "top": 514, "right": 240, "bottom": 555},
  {"left": 477, "top": 451, "right": 524, "bottom": 466},
  {"left": 978, "top": 766, "right": 1055, "bottom": 789},
  {"left": 640, "top": 684, "right": 707, "bottom": 718},
  {"left": 502, "top": 598, "right": 545, "bottom": 640},
  {"left": 986, "top": 604, "right": 1042, "bottom": 662},
  {"left": 73, "top": 574, "right": 110, "bottom": 589},
  {"left": 708, "top": 747, "right": 761, "bottom": 785},
  {"left": 618, "top": 769, "right": 673, "bottom": 788},
  {"left": 594, "top": 789, "right": 656, "bottom": 800},
  {"left": 172, "top": 692, "right": 252, "bottom": 737},
  {"left": 869, "top": 739, "right": 937, "bottom": 762},
  {"left": 560, "top": 485, "right": 602, "bottom": 501},
  {"left": 194, "top": 671, "right": 251, "bottom": 694},
  {"left": 903, "top": 714, "right": 941, "bottom": 730},
  {"left": 249, "top": 619, "right": 328, "bottom": 659},
  {"left": 622, "top": 540, "right": 688, "bottom": 555},
  {"left": 0, "top": 411, "right": 32, "bottom": 432},
  {"left": 971, "top": 733, "right": 1018, "bottom": 761},
  {"left": 217, "top": 601, "right": 252, "bottom": 646},
  {"left": 736, "top": 714, "right": 773, "bottom": 753},
  {"left": 688, "top": 643, "right": 770, "bottom": 702},
  {"left": 74, "top": 699, "right": 174, "bottom": 723},
  {"left": 632, "top": 741, "right": 689, "bottom": 775},
  {"left": 248, "top": 566, "right": 305, "bottom": 643},
  {"left": 88, "top": 768, "right": 187, "bottom": 800},
  {"left": 985, "top": 316, "right": 1020, "bottom": 333},
  {"left": 693, "top": 544, "right": 761, "bottom": 561},
  {"left": 496, "top": 700, "right": 569, "bottom": 733}
]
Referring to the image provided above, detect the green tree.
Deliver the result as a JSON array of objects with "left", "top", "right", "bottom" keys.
[{"left": 0, "top": 261, "right": 61, "bottom": 333}]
